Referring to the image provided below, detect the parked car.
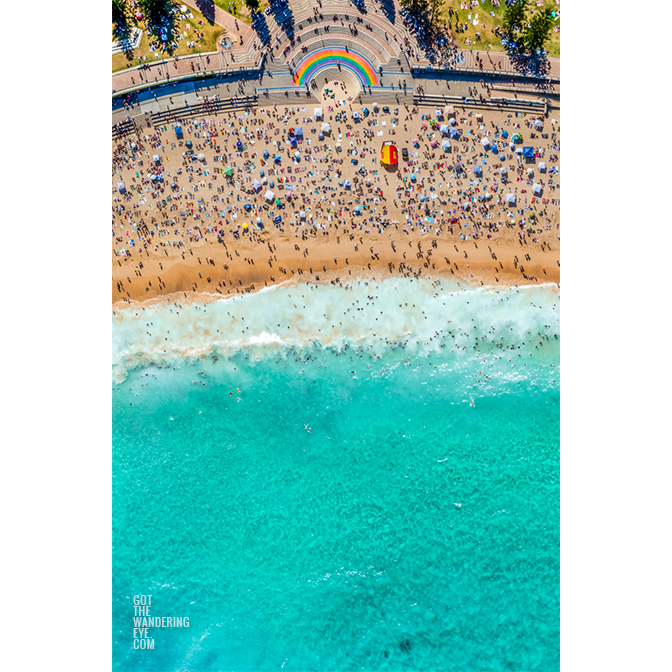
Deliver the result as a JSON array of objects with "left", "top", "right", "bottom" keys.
[{"left": 402, "top": 147, "right": 409, "bottom": 160}]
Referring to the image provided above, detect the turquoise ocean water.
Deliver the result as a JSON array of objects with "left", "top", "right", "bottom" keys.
[{"left": 113, "top": 277, "right": 559, "bottom": 671}]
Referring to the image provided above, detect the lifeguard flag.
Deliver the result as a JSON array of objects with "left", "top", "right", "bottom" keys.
[{"left": 381, "top": 142, "right": 398, "bottom": 165}]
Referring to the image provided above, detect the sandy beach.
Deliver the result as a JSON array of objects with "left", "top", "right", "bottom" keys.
[{"left": 112, "top": 91, "right": 559, "bottom": 307}]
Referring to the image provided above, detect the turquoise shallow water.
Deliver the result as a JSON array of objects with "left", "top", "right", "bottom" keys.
[{"left": 113, "top": 278, "right": 559, "bottom": 672}]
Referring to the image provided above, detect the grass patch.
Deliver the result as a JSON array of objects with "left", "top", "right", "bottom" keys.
[
  {"left": 112, "top": 4, "right": 227, "bottom": 72},
  {"left": 439, "top": 0, "right": 560, "bottom": 58}
]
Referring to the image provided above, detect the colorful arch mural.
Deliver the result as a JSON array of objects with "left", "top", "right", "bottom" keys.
[{"left": 293, "top": 47, "right": 380, "bottom": 87}]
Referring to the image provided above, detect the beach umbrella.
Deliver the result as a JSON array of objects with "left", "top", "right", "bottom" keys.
[
  {"left": 319, "top": 133, "right": 324, "bottom": 141},
  {"left": 442, "top": 139, "right": 451, "bottom": 151},
  {"left": 224, "top": 165, "right": 233, "bottom": 176},
  {"left": 449, "top": 117, "right": 457, "bottom": 126},
  {"left": 261, "top": 176, "right": 268, "bottom": 184},
  {"left": 321, "top": 122, "right": 331, "bottom": 133},
  {"left": 197, "top": 153, "right": 205, "bottom": 161},
  {"left": 243, "top": 203, "right": 252, "bottom": 211},
  {"left": 117, "top": 181, "right": 126, "bottom": 192},
  {"left": 260, "top": 170, "right": 265, "bottom": 177},
  {"left": 410, "top": 173, "right": 416, "bottom": 181},
  {"left": 500, "top": 167, "right": 507, "bottom": 175},
  {"left": 274, "top": 215, "right": 282, "bottom": 223},
  {"left": 252, "top": 178, "right": 262, "bottom": 191},
  {"left": 481, "top": 137, "right": 490, "bottom": 147},
  {"left": 527, "top": 168, "right": 534, "bottom": 176},
  {"left": 153, "top": 154, "right": 160, "bottom": 163},
  {"left": 499, "top": 153, "right": 506, "bottom": 161},
  {"left": 263, "top": 149, "right": 269, "bottom": 159},
  {"left": 532, "top": 183, "right": 543, "bottom": 195},
  {"left": 501, "top": 130, "right": 509, "bottom": 139},
  {"left": 506, "top": 193, "right": 516, "bottom": 204},
  {"left": 491, "top": 143, "right": 498, "bottom": 153},
  {"left": 515, "top": 147, "right": 524, "bottom": 154},
  {"left": 474, "top": 165, "right": 482, "bottom": 175},
  {"left": 264, "top": 189, "right": 274, "bottom": 201},
  {"left": 256, "top": 217, "right": 262, "bottom": 224},
  {"left": 539, "top": 162, "right": 546, "bottom": 172},
  {"left": 534, "top": 119, "right": 543, "bottom": 129},
  {"left": 236, "top": 141, "right": 242, "bottom": 149},
  {"left": 269, "top": 180, "right": 275, "bottom": 188},
  {"left": 300, "top": 210, "right": 306, "bottom": 219}
]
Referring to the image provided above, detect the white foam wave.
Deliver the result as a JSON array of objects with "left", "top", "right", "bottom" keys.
[{"left": 113, "top": 277, "right": 559, "bottom": 382}]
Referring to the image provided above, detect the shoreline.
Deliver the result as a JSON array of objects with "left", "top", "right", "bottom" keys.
[
  {"left": 112, "top": 235, "right": 559, "bottom": 310},
  {"left": 112, "top": 255, "right": 559, "bottom": 312}
]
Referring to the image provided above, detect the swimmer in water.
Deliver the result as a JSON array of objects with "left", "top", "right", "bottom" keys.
[{"left": 304, "top": 424, "right": 311, "bottom": 433}]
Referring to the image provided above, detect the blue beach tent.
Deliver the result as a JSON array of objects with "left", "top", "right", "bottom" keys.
[
  {"left": 522, "top": 146, "right": 534, "bottom": 158},
  {"left": 175, "top": 125, "right": 183, "bottom": 139}
]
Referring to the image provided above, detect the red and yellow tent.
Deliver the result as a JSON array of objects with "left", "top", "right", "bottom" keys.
[{"left": 380, "top": 141, "right": 398, "bottom": 165}]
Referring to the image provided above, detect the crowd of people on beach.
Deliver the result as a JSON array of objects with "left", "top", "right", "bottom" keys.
[{"left": 112, "top": 98, "right": 560, "bottom": 297}]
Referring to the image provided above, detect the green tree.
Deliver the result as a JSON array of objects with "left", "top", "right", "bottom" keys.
[
  {"left": 112, "top": 0, "right": 133, "bottom": 39},
  {"left": 244, "top": 0, "right": 260, "bottom": 10},
  {"left": 502, "top": 0, "right": 528, "bottom": 37},
  {"left": 138, "top": 0, "right": 173, "bottom": 26},
  {"left": 400, "top": 0, "right": 430, "bottom": 23},
  {"left": 429, "top": 0, "right": 445, "bottom": 30},
  {"left": 523, "top": 6, "right": 554, "bottom": 53}
]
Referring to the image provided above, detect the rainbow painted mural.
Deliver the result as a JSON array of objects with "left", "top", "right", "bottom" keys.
[{"left": 293, "top": 47, "right": 380, "bottom": 87}]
